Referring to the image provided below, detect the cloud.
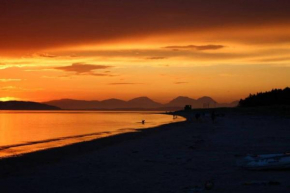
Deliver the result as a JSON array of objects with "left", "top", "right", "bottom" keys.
[
  {"left": 0, "top": 64, "right": 25, "bottom": 70},
  {"left": 0, "top": 62, "right": 35, "bottom": 69},
  {"left": 1, "top": 86, "right": 17, "bottom": 90},
  {"left": 42, "top": 75, "right": 71, "bottom": 79},
  {"left": 1, "top": 0, "right": 290, "bottom": 52},
  {"left": 253, "top": 56, "right": 290, "bottom": 63},
  {"left": 54, "top": 63, "right": 113, "bottom": 76},
  {"left": 37, "top": 53, "right": 57, "bottom": 58},
  {"left": 55, "top": 63, "right": 111, "bottom": 73},
  {"left": 108, "top": 83, "right": 143, "bottom": 85},
  {"left": 90, "top": 73, "right": 116, "bottom": 77},
  {"left": 146, "top": 57, "right": 166, "bottom": 60},
  {"left": 174, "top": 82, "right": 189, "bottom": 84},
  {"left": 0, "top": 79, "right": 22, "bottom": 82},
  {"left": 163, "top": 45, "right": 225, "bottom": 51},
  {"left": 55, "top": 48, "right": 247, "bottom": 61},
  {"left": 1, "top": 86, "right": 43, "bottom": 91}
]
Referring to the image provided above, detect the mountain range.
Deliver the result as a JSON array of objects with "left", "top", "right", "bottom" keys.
[
  {"left": 0, "top": 101, "right": 60, "bottom": 110},
  {"left": 44, "top": 96, "right": 238, "bottom": 110}
]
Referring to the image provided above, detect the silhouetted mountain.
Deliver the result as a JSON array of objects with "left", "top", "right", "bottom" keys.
[
  {"left": 197, "top": 96, "right": 216, "bottom": 104},
  {"left": 166, "top": 96, "right": 197, "bottom": 107},
  {"left": 239, "top": 87, "right": 290, "bottom": 107},
  {"left": 197, "top": 96, "right": 217, "bottom": 108},
  {"left": 45, "top": 97, "right": 161, "bottom": 110},
  {"left": 97, "top": 99, "right": 127, "bottom": 109},
  {"left": 217, "top": 100, "right": 239, "bottom": 108},
  {"left": 45, "top": 99, "right": 100, "bottom": 109},
  {"left": 165, "top": 96, "right": 217, "bottom": 108},
  {"left": 45, "top": 96, "right": 237, "bottom": 110},
  {"left": 127, "top": 97, "right": 162, "bottom": 108},
  {"left": 0, "top": 101, "right": 60, "bottom": 110}
]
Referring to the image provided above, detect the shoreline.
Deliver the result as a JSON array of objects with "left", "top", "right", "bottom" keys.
[
  {"left": 1, "top": 111, "right": 290, "bottom": 192},
  {"left": 0, "top": 111, "right": 185, "bottom": 159},
  {"left": 0, "top": 118, "right": 187, "bottom": 176}
]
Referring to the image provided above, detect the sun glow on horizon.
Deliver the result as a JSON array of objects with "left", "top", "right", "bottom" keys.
[{"left": 0, "top": 97, "right": 20, "bottom": 102}]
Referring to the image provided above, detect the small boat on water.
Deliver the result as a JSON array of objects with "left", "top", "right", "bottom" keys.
[{"left": 237, "top": 153, "right": 290, "bottom": 170}]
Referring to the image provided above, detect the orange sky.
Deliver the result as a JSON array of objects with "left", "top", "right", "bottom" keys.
[{"left": 1, "top": 0, "right": 290, "bottom": 103}]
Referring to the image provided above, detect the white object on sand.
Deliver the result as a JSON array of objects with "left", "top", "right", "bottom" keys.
[{"left": 238, "top": 153, "right": 290, "bottom": 170}]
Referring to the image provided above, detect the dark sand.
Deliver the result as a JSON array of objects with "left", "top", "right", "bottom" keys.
[{"left": 1, "top": 112, "right": 290, "bottom": 193}]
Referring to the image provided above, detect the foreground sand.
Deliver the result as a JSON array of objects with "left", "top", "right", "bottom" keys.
[{"left": 1, "top": 112, "right": 290, "bottom": 193}]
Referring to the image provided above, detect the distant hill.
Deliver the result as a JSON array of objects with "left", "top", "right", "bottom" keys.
[
  {"left": 45, "top": 96, "right": 236, "bottom": 110},
  {"left": 97, "top": 99, "right": 127, "bottom": 109},
  {"left": 165, "top": 96, "right": 197, "bottom": 107},
  {"left": 44, "top": 99, "right": 100, "bottom": 109},
  {"left": 45, "top": 97, "right": 163, "bottom": 110},
  {"left": 217, "top": 100, "right": 239, "bottom": 108},
  {"left": 164, "top": 96, "right": 217, "bottom": 109},
  {"left": 197, "top": 96, "right": 217, "bottom": 104},
  {"left": 0, "top": 101, "right": 60, "bottom": 110},
  {"left": 239, "top": 87, "right": 290, "bottom": 107},
  {"left": 127, "top": 97, "right": 162, "bottom": 108}
]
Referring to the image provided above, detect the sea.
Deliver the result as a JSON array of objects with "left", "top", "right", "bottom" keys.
[{"left": 0, "top": 111, "right": 185, "bottom": 158}]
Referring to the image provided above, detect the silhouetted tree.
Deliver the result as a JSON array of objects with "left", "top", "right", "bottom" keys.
[{"left": 239, "top": 87, "right": 290, "bottom": 107}]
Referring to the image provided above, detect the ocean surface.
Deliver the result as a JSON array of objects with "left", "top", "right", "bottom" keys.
[{"left": 0, "top": 111, "right": 185, "bottom": 158}]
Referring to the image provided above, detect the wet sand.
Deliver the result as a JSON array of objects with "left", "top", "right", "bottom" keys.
[{"left": 1, "top": 112, "right": 290, "bottom": 192}]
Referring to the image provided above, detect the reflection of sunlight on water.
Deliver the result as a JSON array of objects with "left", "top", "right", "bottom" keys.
[{"left": 0, "top": 111, "right": 185, "bottom": 158}]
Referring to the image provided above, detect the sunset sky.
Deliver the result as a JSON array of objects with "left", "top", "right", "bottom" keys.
[{"left": 1, "top": 0, "right": 290, "bottom": 103}]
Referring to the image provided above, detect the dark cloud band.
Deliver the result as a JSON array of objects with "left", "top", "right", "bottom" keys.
[
  {"left": 54, "top": 63, "right": 113, "bottom": 76},
  {"left": 1, "top": 0, "right": 290, "bottom": 51},
  {"left": 163, "top": 45, "right": 225, "bottom": 51}
]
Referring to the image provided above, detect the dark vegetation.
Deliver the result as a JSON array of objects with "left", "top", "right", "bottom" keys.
[
  {"left": 239, "top": 87, "right": 290, "bottom": 107},
  {"left": 0, "top": 101, "right": 60, "bottom": 110}
]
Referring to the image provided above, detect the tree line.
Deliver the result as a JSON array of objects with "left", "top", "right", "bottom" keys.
[{"left": 239, "top": 87, "right": 290, "bottom": 107}]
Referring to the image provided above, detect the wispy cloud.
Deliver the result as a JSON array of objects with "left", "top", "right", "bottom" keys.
[
  {"left": 0, "top": 86, "right": 17, "bottom": 90},
  {"left": 163, "top": 44, "right": 225, "bottom": 51},
  {"left": 42, "top": 75, "right": 71, "bottom": 79},
  {"left": 54, "top": 63, "right": 113, "bottom": 76},
  {"left": 37, "top": 53, "right": 57, "bottom": 58},
  {"left": 146, "top": 57, "right": 166, "bottom": 60},
  {"left": 174, "top": 82, "right": 189, "bottom": 84},
  {"left": 0, "top": 86, "right": 43, "bottom": 91},
  {"left": 0, "top": 61, "right": 35, "bottom": 69},
  {"left": 108, "top": 82, "right": 143, "bottom": 85},
  {"left": 0, "top": 79, "right": 22, "bottom": 82},
  {"left": 253, "top": 56, "right": 290, "bottom": 63}
]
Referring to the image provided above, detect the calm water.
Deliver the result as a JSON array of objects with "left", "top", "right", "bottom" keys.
[{"left": 0, "top": 111, "right": 185, "bottom": 158}]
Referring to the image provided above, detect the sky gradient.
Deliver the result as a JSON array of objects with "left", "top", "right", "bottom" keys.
[{"left": 1, "top": 0, "right": 290, "bottom": 103}]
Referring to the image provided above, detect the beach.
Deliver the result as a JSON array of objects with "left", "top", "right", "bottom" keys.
[{"left": 1, "top": 111, "right": 290, "bottom": 193}]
